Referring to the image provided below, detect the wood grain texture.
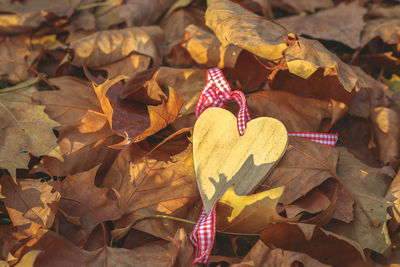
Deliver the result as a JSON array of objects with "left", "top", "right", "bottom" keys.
[{"left": 193, "top": 107, "right": 288, "bottom": 212}]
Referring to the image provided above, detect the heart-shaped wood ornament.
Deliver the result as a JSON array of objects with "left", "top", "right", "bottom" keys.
[{"left": 193, "top": 107, "right": 288, "bottom": 212}]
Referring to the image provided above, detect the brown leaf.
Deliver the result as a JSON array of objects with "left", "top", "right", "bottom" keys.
[
  {"left": 257, "top": 136, "right": 339, "bottom": 207},
  {"left": 206, "top": 0, "right": 289, "bottom": 61},
  {"left": 350, "top": 66, "right": 390, "bottom": 118},
  {"left": 368, "top": 4, "right": 400, "bottom": 19},
  {"left": 370, "top": 107, "right": 400, "bottom": 164},
  {"left": 14, "top": 229, "right": 181, "bottom": 267},
  {"left": 385, "top": 170, "right": 400, "bottom": 231},
  {"left": 0, "top": 0, "right": 80, "bottom": 34},
  {"left": 353, "top": 52, "right": 400, "bottom": 76},
  {"left": 0, "top": 174, "right": 60, "bottom": 239},
  {"left": 182, "top": 24, "right": 242, "bottom": 69},
  {"left": 68, "top": 26, "right": 164, "bottom": 68},
  {"left": 118, "top": 0, "right": 176, "bottom": 27},
  {"left": 232, "top": 240, "right": 331, "bottom": 267},
  {"left": 95, "top": 54, "right": 151, "bottom": 79},
  {"left": 92, "top": 69, "right": 184, "bottom": 145},
  {"left": 161, "top": 7, "right": 205, "bottom": 59},
  {"left": 0, "top": 35, "right": 40, "bottom": 83},
  {"left": 277, "top": 2, "right": 366, "bottom": 49},
  {"left": 331, "top": 116, "right": 380, "bottom": 167},
  {"left": 361, "top": 19, "right": 400, "bottom": 47},
  {"left": 284, "top": 188, "right": 332, "bottom": 218},
  {"left": 57, "top": 165, "right": 122, "bottom": 246},
  {"left": 246, "top": 91, "right": 332, "bottom": 132},
  {"left": 325, "top": 147, "right": 392, "bottom": 255},
  {"left": 0, "top": 93, "right": 62, "bottom": 179},
  {"left": 273, "top": 0, "right": 333, "bottom": 13},
  {"left": 281, "top": 37, "right": 358, "bottom": 93},
  {"left": 103, "top": 144, "right": 199, "bottom": 241},
  {"left": 260, "top": 222, "right": 365, "bottom": 266},
  {"left": 32, "top": 76, "right": 120, "bottom": 176}
]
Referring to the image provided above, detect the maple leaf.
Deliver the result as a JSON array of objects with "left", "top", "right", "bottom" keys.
[{"left": 0, "top": 92, "right": 62, "bottom": 179}]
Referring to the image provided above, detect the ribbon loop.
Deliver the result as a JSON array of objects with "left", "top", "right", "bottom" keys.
[{"left": 195, "top": 68, "right": 250, "bottom": 136}]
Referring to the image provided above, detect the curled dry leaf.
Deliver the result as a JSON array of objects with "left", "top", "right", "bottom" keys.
[
  {"left": 260, "top": 222, "right": 365, "bottom": 266},
  {"left": 32, "top": 76, "right": 120, "bottom": 176},
  {"left": 370, "top": 107, "right": 400, "bottom": 165},
  {"left": 68, "top": 26, "right": 164, "bottom": 68},
  {"left": 0, "top": 174, "right": 60, "bottom": 240},
  {"left": 57, "top": 165, "right": 122, "bottom": 246},
  {"left": 92, "top": 69, "right": 184, "bottom": 145},
  {"left": 216, "top": 186, "right": 297, "bottom": 234},
  {"left": 325, "top": 147, "right": 392, "bottom": 255},
  {"left": 368, "top": 4, "right": 400, "bottom": 19},
  {"left": 0, "top": 35, "right": 40, "bottom": 84},
  {"left": 14, "top": 229, "right": 181, "bottom": 267},
  {"left": 182, "top": 24, "right": 242, "bottom": 69},
  {"left": 360, "top": 19, "right": 400, "bottom": 47},
  {"left": 206, "top": 0, "right": 289, "bottom": 61},
  {"left": 103, "top": 144, "right": 199, "bottom": 241},
  {"left": 277, "top": 2, "right": 366, "bottom": 49},
  {"left": 281, "top": 37, "right": 358, "bottom": 93},
  {"left": 273, "top": 0, "right": 333, "bottom": 13},
  {"left": 232, "top": 240, "right": 330, "bottom": 267},
  {"left": 246, "top": 91, "right": 332, "bottom": 132}
]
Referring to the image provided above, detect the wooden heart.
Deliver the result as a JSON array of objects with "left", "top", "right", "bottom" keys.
[{"left": 193, "top": 107, "right": 288, "bottom": 212}]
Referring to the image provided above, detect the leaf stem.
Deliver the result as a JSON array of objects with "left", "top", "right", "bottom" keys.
[
  {"left": 0, "top": 58, "right": 57, "bottom": 91},
  {"left": 0, "top": 77, "right": 41, "bottom": 94},
  {"left": 77, "top": 0, "right": 122, "bottom": 10}
]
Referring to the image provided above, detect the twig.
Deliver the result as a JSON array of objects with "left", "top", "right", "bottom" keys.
[{"left": 0, "top": 58, "right": 57, "bottom": 90}]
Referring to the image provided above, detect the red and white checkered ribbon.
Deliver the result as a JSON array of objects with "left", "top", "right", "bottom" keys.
[
  {"left": 190, "top": 68, "right": 338, "bottom": 264},
  {"left": 195, "top": 68, "right": 250, "bottom": 136}
]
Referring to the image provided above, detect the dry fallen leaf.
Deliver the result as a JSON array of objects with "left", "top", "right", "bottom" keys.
[
  {"left": 360, "top": 19, "right": 400, "bottom": 48},
  {"left": 260, "top": 222, "right": 365, "bottom": 266},
  {"left": 0, "top": 0, "right": 81, "bottom": 34},
  {"left": 232, "top": 240, "right": 330, "bottom": 267},
  {"left": 206, "top": 0, "right": 289, "bottom": 61},
  {"left": 273, "top": 0, "right": 333, "bottom": 13},
  {"left": 68, "top": 26, "right": 164, "bottom": 68},
  {"left": 92, "top": 69, "right": 184, "bottom": 145},
  {"left": 182, "top": 24, "right": 242, "bottom": 69},
  {"left": 57, "top": 165, "right": 122, "bottom": 247},
  {"left": 0, "top": 174, "right": 60, "bottom": 239},
  {"left": 325, "top": 147, "right": 392, "bottom": 255},
  {"left": 103, "top": 144, "right": 199, "bottom": 241},
  {"left": 0, "top": 35, "right": 40, "bottom": 83},
  {"left": 14, "top": 229, "right": 181, "bottom": 267},
  {"left": 246, "top": 91, "right": 332, "bottom": 132},
  {"left": 32, "top": 76, "right": 120, "bottom": 176},
  {"left": 370, "top": 107, "right": 400, "bottom": 165},
  {"left": 277, "top": 2, "right": 366, "bottom": 49},
  {"left": 0, "top": 91, "right": 62, "bottom": 179}
]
